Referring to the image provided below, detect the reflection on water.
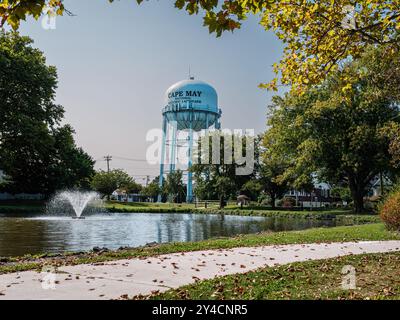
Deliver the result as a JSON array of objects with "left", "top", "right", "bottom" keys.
[{"left": 0, "top": 212, "right": 352, "bottom": 257}]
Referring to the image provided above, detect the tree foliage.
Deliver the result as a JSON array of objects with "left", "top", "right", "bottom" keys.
[
  {"left": 91, "top": 169, "right": 135, "bottom": 199},
  {"left": 3, "top": 1, "right": 400, "bottom": 91},
  {"left": 192, "top": 131, "right": 256, "bottom": 207},
  {"left": 164, "top": 170, "right": 185, "bottom": 203},
  {"left": 0, "top": 31, "right": 94, "bottom": 195},
  {"left": 258, "top": 160, "right": 290, "bottom": 208},
  {"left": 264, "top": 46, "right": 400, "bottom": 213},
  {"left": 0, "top": 0, "right": 65, "bottom": 30},
  {"left": 140, "top": 177, "right": 160, "bottom": 200}
]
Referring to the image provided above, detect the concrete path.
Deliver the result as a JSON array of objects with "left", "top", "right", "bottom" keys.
[{"left": 1, "top": 240, "right": 400, "bottom": 300}]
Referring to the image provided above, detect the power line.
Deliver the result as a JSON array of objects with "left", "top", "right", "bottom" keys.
[
  {"left": 113, "top": 156, "right": 148, "bottom": 162},
  {"left": 104, "top": 155, "right": 112, "bottom": 173}
]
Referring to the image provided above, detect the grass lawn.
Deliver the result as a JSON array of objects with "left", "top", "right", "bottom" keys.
[
  {"left": 104, "top": 201, "right": 196, "bottom": 213},
  {"left": 105, "top": 201, "right": 354, "bottom": 214},
  {"left": 0, "top": 223, "right": 398, "bottom": 275},
  {"left": 104, "top": 202, "right": 380, "bottom": 223},
  {"left": 142, "top": 252, "right": 400, "bottom": 300},
  {"left": 0, "top": 201, "right": 379, "bottom": 224}
]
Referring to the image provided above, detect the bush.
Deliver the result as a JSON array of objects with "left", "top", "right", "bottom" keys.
[
  {"left": 277, "top": 197, "right": 296, "bottom": 208},
  {"left": 257, "top": 193, "right": 271, "bottom": 206},
  {"left": 380, "top": 189, "right": 400, "bottom": 231}
]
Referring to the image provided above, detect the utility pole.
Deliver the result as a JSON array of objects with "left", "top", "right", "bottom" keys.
[{"left": 104, "top": 155, "right": 112, "bottom": 173}]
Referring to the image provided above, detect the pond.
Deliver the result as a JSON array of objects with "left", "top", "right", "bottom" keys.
[{"left": 0, "top": 212, "right": 357, "bottom": 257}]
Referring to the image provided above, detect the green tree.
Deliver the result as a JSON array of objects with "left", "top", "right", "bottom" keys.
[
  {"left": 44, "top": 125, "right": 95, "bottom": 192},
  {"left": 91, "top": 169, "right": 134, "bottom": 200},
  {"left": 140, "top": 178, "right": 160, "bottom": 201},
  {"left": 164, "top": 170, "right": 185, "bottom": 203},
  {"left": 240, "top": 179, "right": 262, "bottom": 202},
  {"left": 331, "top": 186, "right": 352, "bottom": 204},
  {"left": 0, "top": 31, "right": 94, "bottom": 196},
  {"left": 214, "top": 176, "right": 235, "bottom": 209},
  {"left": 258, "top": 161, "right": 290, "bottom": 209},
  {"left": 4, "top": 1, "right": 400, "bottom": 91},
  {"left": 264, "top": 47, "right": 400, "bottom": 213},
  {"left": 192, "top": 131, "right": 256, "bottom": 205},
  {"left": 125, "top": 180, "right": 142, "bottom": 194}
]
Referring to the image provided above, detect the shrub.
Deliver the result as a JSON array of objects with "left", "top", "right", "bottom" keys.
[
  {"left": 257, "top": 193, "right": 271, "bottom": 206},
  {"left": 279, "top": 197, "right": 296, "bottom": 208},
  {"left": 380, "top": 189, "right": 400, "bottom": 231}
]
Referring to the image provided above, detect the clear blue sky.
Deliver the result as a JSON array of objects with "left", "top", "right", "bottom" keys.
[{"left": 16, "top": 0, "right": 284, "bottom": 181}]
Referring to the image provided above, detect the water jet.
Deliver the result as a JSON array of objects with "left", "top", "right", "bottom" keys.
[{"left": 48, "top": 190, "right": 101, "bottom": 218}]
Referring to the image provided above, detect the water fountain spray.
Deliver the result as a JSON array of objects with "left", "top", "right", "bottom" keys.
[{"left": 47, "top": 191, "right": 102, "bottom": 219}]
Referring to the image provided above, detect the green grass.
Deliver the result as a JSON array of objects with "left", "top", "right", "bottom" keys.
[
  {"left": 142, "top": 252, "right": 400, "bottom": 300},
  {"left": 0, "top": 201, "right": 378, "bottom": 224},
  {"left": 1, "top": 223, "right": 398, "bottom": 275},
  {"left": 104, "top": 202, "right": 379, "bottom": 223},
  {"left": 105, "top": 201, "right": 196, "bottom": 213}
]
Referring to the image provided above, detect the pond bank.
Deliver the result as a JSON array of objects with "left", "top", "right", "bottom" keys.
[
  {"left": 105, "top": 203, "right": 380, "bottom": 224},
  {"left": 0, "top": 223, "right": 398, "bottom": 275},
  {"left": 0, "top": 202, "right": 379, "bottom": 225}
]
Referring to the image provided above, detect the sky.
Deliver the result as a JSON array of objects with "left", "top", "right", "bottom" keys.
[{"left": 16, "top": 0, "right": 284, "bottom": 183}]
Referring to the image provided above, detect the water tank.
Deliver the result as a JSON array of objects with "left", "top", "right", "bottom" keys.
[{"left": 162, "top": 79, "right": 221, "bottom": 131}]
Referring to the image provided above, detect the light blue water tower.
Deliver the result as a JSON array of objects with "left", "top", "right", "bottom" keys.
[{"left": 158, "top": 78, "right": 222, "bottom": 202}]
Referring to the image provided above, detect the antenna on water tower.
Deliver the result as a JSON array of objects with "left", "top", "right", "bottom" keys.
[{"left": 189, "top": 65, "right": 194, "bottom": 80}]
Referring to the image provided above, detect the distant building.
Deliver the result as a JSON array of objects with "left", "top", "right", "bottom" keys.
[
  {"left": 111, "top": 189, "right": 148, "bottom": 202},
  {"left": 368, "top": 175, "right": 393, "bottom": 198},
  {"left": 284, "top": 183, "right": 341, "bottom": 208}
]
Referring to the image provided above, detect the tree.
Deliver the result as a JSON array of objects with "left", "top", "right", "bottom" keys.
[
  {"left": 264, "top": 47, "right": 400, "bottom": 213},
  {"left": 214, "top": 176, "right": 235, "bottom": 209},
  {"left": 258, "top": 161, "right": 290, "bottom": 209},
  {"left": 240, "top": 179, "right": 262, "bottom": 201},
  {"left": 0, "top": 0, "right": 66, "bottom": 29},
  {"left": 91, "top": 169, "right": 134, "bottom": 200},
  {"left": 140, "top": 178, "right": 160, "bottom": 201},
  {"left": 192, "top": 131, "right": 256, "bottom": 205},
  {"left": 164, "top": 170, "right": 185, "bottom": 203},
  {"left": 3, "top": 1, "right": 400, "bottom": 91},
  {"left": 331, "top": 186, "right": 352, "bottom": 204},
  {"left": 0, "top": 31, "right": 94, "bottom": 196},
  {"left": 43, "top": 125, "right": 95, "bottom": 192},
  {"left": 382, "top": 120, "right": 400, "bottom": 169},
  {"left": 390, "top": 131, "right": 400, "bottom": 168},
  {"left": 125, "top": 180, "right": 142, "bottom": 194}
]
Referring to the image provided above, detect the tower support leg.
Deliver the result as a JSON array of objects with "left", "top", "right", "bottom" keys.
[
  {"left": 169, "top": 119, "right": 177, "bottom": 173},
  {"left": 187, "top": 121, "right": 194, "bottom": 203},
  {"left": 158, "top": 116, "right": 167, "bottom": 202}
]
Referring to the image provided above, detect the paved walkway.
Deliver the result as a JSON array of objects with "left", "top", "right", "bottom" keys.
[{"left": 1, "top": 241, "right": 400, "bottom": 300}]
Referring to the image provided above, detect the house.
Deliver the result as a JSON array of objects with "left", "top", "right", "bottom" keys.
[
  {"left": 284, "top": 183, "right": 341, "bottom": 208},
  {"left": 368, "top": 175, "right": 393, "bottom": 198},
  {"left": 111, "top": 189, "right": 148, "bottom": 202}
]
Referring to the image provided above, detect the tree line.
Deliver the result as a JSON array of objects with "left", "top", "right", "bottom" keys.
[{"left": 2, "top": 7, "right": 400, "bottom": 213}]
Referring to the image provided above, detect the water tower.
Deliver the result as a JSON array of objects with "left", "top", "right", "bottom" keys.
[{"left": 158, "top": 78, "right": 222, "bottom": 202}]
